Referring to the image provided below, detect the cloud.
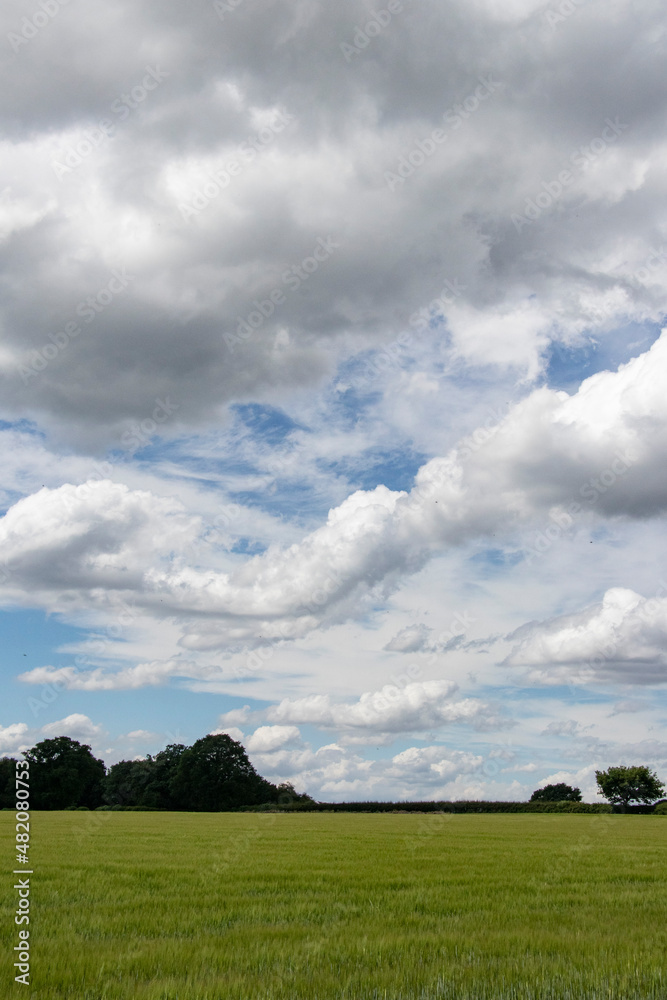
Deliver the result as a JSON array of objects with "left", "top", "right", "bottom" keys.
[
  {"left": 610, "top": 700, "right": 647, "bottom": 715},
  {"left": 384, "top": 623, "right": 432, "bottom": 653},
  {"left": 541, "top": 720, "right": 588, "bottom": 738},
  {"left": 507, "top": 586, "right": 667, "bottom": 684},
  {"left": 19, "top": 661, "right": 196, "bottom": 690},
  {"left": 217, "top": 705, "right": 252, "bottom": 726},
  {"left": 0, "top": 722, "right": 29, "bottom": 751},
  {"left": 5, "top": 334, "right": 667, "bottom": 666},
  {"left": 1, "top": 0, "right": 666, "bottom": 449},
  {"left": 245, "top": 725, "right": 301, "bottom": 753},
  {"left": 211, "top": 726, "right": 245, "bottom": 743},
  {"left": 39, "top": 713, "right": 105, "bottom": 741},
  {"left": 247, "top": 740, "right": 486, "bottom": 801},
  {"left": 266, "top": 679, "right": 513, "bottom": 736}
]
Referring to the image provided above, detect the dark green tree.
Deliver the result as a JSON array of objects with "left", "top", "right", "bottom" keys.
[
  {"left": 23, "top": 737, "right": 106, "bottom": 809},
  {"left": 276, "top": 781, "right": 315, "bottom": 806},
  {"left": 143, "top": 744, "right": 187, "bottom": 809},
  {"left": 595, "top": 765, "right": 665, "bottom": 808},
  {"left": 104, "top": 758, "right": 153, "bottom": 807},
  {"left": 170, "top": 733, "right": 277, "bottom": 810},
  {"left": 104, "top": 745, "right": 187, "bottom": 808},
  {"left": 530, "top": 783, "right": 582, "bottom": 802},
  {"left": 0, "top": 757, "right": 19, "bottom": 809}
]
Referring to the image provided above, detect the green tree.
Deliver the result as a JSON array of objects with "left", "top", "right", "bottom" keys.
[
  {"left": 104, "top": 745, "right": 187, "bottom": 808},
  {"left": 23, "top": 737, "right": 106, "bottom": 809},
  {"left": 530, "top": 783, "right": 582, "bottom": 802},
  {"left": 595, "top": 765, "right": 665, "bottom": 808},
  {"left": 170, "top": 733, "right": 277, "bottom": 811},
  {"left": 143, "top": 744, "right": 187, "bottom": 809},
  {"left": 276, "top": 782, "right": 315, "bottom": 806},
  {"left": 0, "top": 757, "right": 19, "bottom": 809},
  {"left": 104, "top": 758, "right": 153, "bottom": 807}
]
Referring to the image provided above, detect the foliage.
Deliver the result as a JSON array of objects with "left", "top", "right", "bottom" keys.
[
  {"left": 595, "top": 765, "right": 665, "bottom": 807},
  {"left": 653, "top": 802, "right": 667, "bottom": 815},
  {"left": 530, "top": 782, "right": 582, "bottom": 802},
  {"left": 0, "top": 756, "right": 18, "bottom": 809},
  {"left": 104, "top": 744, "right": 187, "bottom": 809},
  {"left": 22, "top": 737, "right": 105, "bottom": 809},
  {"left": 170, "top": 733, "right": 277, "bottom": 810}
]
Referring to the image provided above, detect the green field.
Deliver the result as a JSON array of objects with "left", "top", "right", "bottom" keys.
[{"left": 2, "top": 811, "right": 666, "bottom": 999}]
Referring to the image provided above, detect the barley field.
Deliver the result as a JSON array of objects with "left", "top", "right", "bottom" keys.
[{"left": 2, "top": 811, "right": 666, "bottom": 999}]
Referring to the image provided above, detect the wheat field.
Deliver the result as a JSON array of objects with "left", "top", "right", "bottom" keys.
[{"left": 1, "top": 811, "right": 666, "bottom": 999}]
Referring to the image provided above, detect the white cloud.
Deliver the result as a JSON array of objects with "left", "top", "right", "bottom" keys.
[
  {"left": 247, "top": 740, "right": 487, "bottom": 801},
  {"left": 0, "top": 722, "right": 29, "bottom": 751},
  {"left": 246, "top": 725, "right": 302, "bottom": 753},
  {"left": 40, "top": 714, "right": 105, "bottom": 741},
  {"left": 267, "top": 679, "right": 512, "bottom": 736},
  {"left": 5, "top": 335, "right": 667, "bottom": 658},
  {"left": 210, "top": 727, "right": 245, "bottom": 743},
  {"left": 507, "top": 586, "right": 667, "bottom": 684},
  {"left": 218, "top": 706, "right": 252, "bottom": 726}
]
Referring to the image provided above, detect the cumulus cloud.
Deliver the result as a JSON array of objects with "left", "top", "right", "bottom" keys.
[
  {"left": 39, "top": 713, "right": 106, "bottom": 741},
  {"left": 1, "top": 0, "right": 667, "bottom": 448},
  {"left": 0, "top": 722, "right": 29, "bottom": 751},
  {"left": 217, "top": 706, "right": 252, "bottom": 726},
  {"left": 507, "top": 586, "right": 667, "bottom": 684},
  {"left": 2, "top": 336, "right": 667, "bottom": 655},
  {"left": 245, "top": 725, "right": 302, "bottom": 753},
  {"left": 247, "top": 740, "right": 486, "bottom": 801},
  {"left": 0, "top": 715, "right": 108, "bottom": 756},
  {"left": 211, "top": 726, "right": 245, "bottom": 743},
  {"left": 267, "top": 679, "right": 513, "bottom": 736}
]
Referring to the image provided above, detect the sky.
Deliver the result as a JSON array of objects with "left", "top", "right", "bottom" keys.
[{"left": 1, "top": 0, "right": 667, "bottom": 803}]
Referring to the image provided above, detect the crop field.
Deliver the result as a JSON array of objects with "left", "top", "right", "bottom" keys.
[{"left": 1, "top": 811, "right": 666, "bottom": 999}]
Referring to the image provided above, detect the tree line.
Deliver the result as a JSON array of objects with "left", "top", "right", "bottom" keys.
[
  {"left": 0, "top": 733, "right": 312, "bottom": 811},
  {"left": 0, "top": 733, "right": 664, "bottom": 812}
]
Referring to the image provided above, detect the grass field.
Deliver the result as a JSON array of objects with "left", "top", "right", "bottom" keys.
[{"left": 2, "top": 811, "right": 666, "bottom": 999}]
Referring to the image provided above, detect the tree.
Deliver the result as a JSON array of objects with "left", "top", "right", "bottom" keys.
[
  {"left": 595, "top": 765, "right": 665, "bottom": 808},
  {"left": 143, "top": 744, "right": 187, "bottom": 809},
  {"left": 530, "top": 783, "right": 582, "bottom": 803},
  {"left": 104, "top": 758, "right": 154, "bottom": 807},
  {"left": 104, "top": 744, "right": 187, "bottom": 808},
  {"left": 23, "top": 737, "right": 106, "bottom": 809},
  {"left": 0, "top": 757, "right": 18, "bottom": 809},
  {"left": 276, "top": 782, "right": 315, "bottom": 806},
  {"left": 170, "top": 733, "right": 277, "bottom": 811}
]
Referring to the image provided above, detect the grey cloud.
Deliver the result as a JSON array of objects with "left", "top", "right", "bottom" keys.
[{"left": 2, "top": 0, "right": 667, "bottom": 442}]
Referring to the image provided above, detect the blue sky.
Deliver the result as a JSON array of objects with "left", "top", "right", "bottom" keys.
[{"left": 1, "top": 0, "right": 667, "bottom": 801}]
